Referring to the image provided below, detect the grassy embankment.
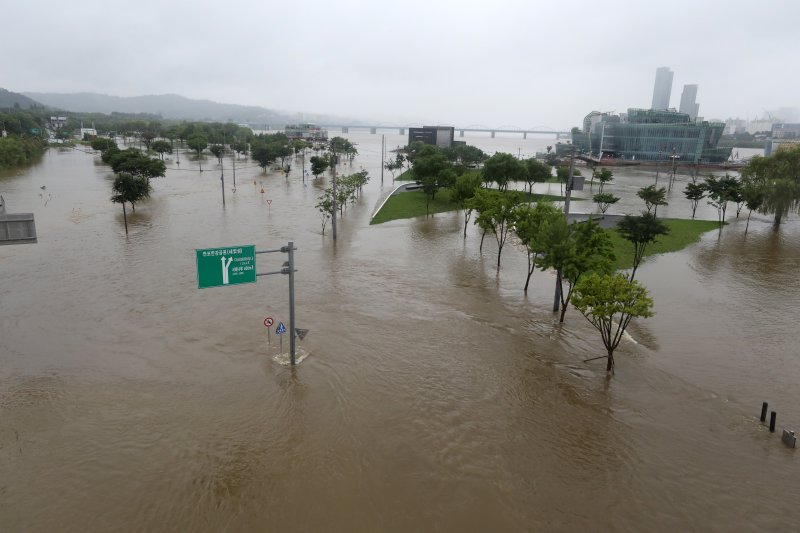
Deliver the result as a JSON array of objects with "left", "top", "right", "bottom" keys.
[
  {"left": 609, "top": 218, "right": 721, "bottom": 271},
  {"left": 372, "top": 188, "right": 721, "bottom": 269},
  {"left": 370, "top": 189, "right": 568, "bottom": 225},
  {"left": 394, "top": 168, "right": 565, "bottom": 184}
]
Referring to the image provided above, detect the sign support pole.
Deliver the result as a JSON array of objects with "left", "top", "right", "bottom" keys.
[{"left": 288, "top": 240, "right": 296, "bottom": 365}]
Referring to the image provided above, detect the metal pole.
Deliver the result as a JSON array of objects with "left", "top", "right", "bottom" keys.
[
  {"left": 221, "top": 133, "right": 226, "bottom": 205},
  {"left": 221, "top": 173, "right": 225, "bottom": 206},
  {"left": 331, "top": 143, "right": 337, "bottom": 240},
  {"left": 655, "top": 150, "right": 661, "bottom": 185},
  {"left": 288, "top": 240, "right": 296, "bottom": 365},
  {"left": 381, "top": 134, "right": 385, "bottom": 184},
  {"left": 553, "top": 147, "right": 576, "bottom": 312}
]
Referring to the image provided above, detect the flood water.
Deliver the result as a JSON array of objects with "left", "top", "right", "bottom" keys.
[{"left": 1, "top": 133, "right": 798, "bottom": 531}]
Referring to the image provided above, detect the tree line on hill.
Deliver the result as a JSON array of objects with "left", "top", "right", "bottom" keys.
[{"left": 0, "top": 109, "right": 48, "bottom": 168}]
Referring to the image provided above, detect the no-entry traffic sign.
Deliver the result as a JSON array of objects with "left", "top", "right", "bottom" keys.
[{"left": 264, "top": 317, "right": 274, "bottom": 328}]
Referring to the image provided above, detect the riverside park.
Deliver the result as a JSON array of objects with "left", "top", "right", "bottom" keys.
[{"left": 0, "top": 131, "right": 798, "bottom": 531}]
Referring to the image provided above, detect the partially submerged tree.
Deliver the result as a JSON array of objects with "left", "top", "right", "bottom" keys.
[
  {"left": 105, "top": 148, "right": 166, "bottom": 182},
  {"left": 310, "top": 155, "right": 329, "bottom": 178},
  {"left": 187, "top": 134, "right": 208, "bottom": 172},
  {"left": 637, "top": 184, "right": 668, "bottom": 216},
  {"left": 572, "top": 273, "right": 654, "bottom": 373},
  {"left": 616, "top": 213, "right": 670, "bottom": 281},
  {"left": 742, "top": 180, "right": 766, "bottom": 235},
  {"left": 683, "top": 182, "right": 705, "bottom": 219},
  {"left": 315, "top": 191, "right": 333, "bottom": 235},
  {"left": 482, "top": 152, "right": 525, "bottom": 191},
  {"left": 411, "top": 145, "right": 451, "bottom": 213},
  {"left": 472, "top": 189, "right": 523, "bottom": 270},
  {"left": 538, "top": 216, "right": 616, "bottom": 322},
  {"left": 91, "top": 137, "right": 117, "bottom": 152},
  {"left": 740, "top": 145, "right": 800, "bottom": 226},
  {"left": 592, "top": 192, "right": 620, "bottom": 214},
  {"left": 384, "top": 154, "right": 404, "bottom": 180},
  {"left": 151, "top": 140, "right": 172, "bottom": 160},
  {"left": 209, "top": 144, "right": 224, "bottom": 165},
  {"left": 523, "top": 158, "right": 551, "bottom": 196},
  {"left": 451, "top": 172, "right": 483, "bottom": 238},
  {"left": 596, "top": 168, "right": 613, "bottom": 193},
  {"left": 704, "top": 175, "right": 739, "bottom": 228},
  {"left": 513, "top": 201, "right": 560, "bottom": 291},
  {"left": 111, "top": 172, "right": 151, "bottom": 235}
]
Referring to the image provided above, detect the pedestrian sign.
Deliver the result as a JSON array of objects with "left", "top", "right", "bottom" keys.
[
  {"left": 196, "top": 245, "right": 256, "bottom": 289},
  {"left": 276, "top": 322, "right": 286, "bottom": 335}
]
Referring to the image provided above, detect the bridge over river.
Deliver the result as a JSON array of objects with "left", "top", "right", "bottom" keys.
[{"left": 252, "top": 123, "right": 571, "bottom": 139}]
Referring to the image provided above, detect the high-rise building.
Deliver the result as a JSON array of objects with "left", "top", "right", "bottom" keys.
[
  {"left": 651, "top": 67, "right": 673, "bottom": 110},
  {"left": 679, "top": 84, "right": 699, "bottom": 120}
]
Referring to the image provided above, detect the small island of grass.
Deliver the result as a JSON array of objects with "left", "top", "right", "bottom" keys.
[{"left": 371, "top": 189, "right": 568, "bottom": 225}]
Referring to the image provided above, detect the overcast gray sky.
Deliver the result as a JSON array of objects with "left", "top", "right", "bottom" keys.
[{"left": 3, "top": 0, "right": 798, "bottom": 128}]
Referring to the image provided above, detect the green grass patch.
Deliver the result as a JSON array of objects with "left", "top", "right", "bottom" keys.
[
  {"left": 371, "top": 189, "right": 566, "bottom": 225},
  {"left": 608, "top": 218, "right": 722, "bottom": 271},
  {"left": 396, "top": 167, "right": 569, "bottom": 184},
  {"left": 394, "top": 168, "right": 416, "bottom": 181}
]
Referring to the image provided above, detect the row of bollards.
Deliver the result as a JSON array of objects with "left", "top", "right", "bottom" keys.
[{"left": 760, "top": 401, "right": 796, "bottom": 449}]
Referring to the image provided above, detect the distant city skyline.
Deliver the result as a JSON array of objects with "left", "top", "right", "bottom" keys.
[{"left": 2, "top": 0, "right": 798, "bottom": 129}]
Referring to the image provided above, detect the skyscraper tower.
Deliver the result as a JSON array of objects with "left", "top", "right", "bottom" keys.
[
  {"left": 651, "top": 67, "right": 673, "bottom": 110},
  {"left": 679, "top": 84, "right": 699, "bottom": 120}
]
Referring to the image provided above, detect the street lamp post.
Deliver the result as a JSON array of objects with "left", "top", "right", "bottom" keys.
[
  {"left": 331, "top": 140, "right": 337, "bottom": 240},
  {"left": 553, "top": 146, "right": 577, "bottom": 313},
  {"left": 655, "top": 149, "right": 662, "bottom": 185}
]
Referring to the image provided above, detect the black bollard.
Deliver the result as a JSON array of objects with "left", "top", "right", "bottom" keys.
[
  {"left": 769, "top": 411, "right": 777, "bottom": 433},
  {"left": 760, "top": 402, "right": 768, "bottom": 422}
]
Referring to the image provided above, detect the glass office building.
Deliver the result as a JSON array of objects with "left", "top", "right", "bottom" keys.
[{"left": 572, "top": 108, "right": 731, "bottom": 163}]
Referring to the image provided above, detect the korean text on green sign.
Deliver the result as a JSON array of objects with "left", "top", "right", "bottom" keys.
[{"left": 196, "top": 245, "right": 256, "bottom": 289}]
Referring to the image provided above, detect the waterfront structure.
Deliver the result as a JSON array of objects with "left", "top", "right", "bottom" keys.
[
  {"left": 572, "top": 108, "right": 731, "bottom": 163},
  {"left": 679, "top": 84, "right": 700, "bottom": 120},
  {"left": 765, "top": 123, "right": 800, "bottom": 155},
  {"left": 408, "top": 126, "right": 454, "bottom": 149},
  {"left": 651, "top": 67, "right": 673, "bottom": 110},
  {"left": 284, "top": 123, "right": 328, "bottom": 141}
]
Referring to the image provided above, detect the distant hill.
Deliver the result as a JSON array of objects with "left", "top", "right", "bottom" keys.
[
  {"left": 0, "top": 88, "right": 46, "bottom": 110},
  {"left": 22, "top": 91, "right": 356, "bottom": 126}
]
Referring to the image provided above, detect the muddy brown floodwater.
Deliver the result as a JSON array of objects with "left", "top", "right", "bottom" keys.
[{"left": 1, "top": 134, "right": 798, "bottom": 531}]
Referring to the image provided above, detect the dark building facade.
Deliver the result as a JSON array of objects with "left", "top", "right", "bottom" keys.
[{"left": 408, "top": 126, "right": 454, "bottom": 149}]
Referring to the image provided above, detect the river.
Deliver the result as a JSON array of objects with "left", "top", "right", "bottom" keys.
[{"left": 0, "top": 133, "right": 797, "bottom": 531}]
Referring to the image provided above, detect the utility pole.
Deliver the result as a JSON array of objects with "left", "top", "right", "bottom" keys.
[{"left": 553, "top": 146, "right": 576, "bottom": 313}]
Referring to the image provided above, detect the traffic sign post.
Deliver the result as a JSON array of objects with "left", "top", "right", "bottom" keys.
[
  {"left": 196, "top": 241, "right": 299, "bottom": 364},
  {"left": 255, "top": 241, "right": 299, "bottom": 365},
  {"left": 196, "top": 245, "right": 256, "bottom": 289},
  {"left": 264, "top": 317, "right": 274, "bottom": 344},
  {"left": 276, "top": 321, "right": 286, "bottom": 354}
]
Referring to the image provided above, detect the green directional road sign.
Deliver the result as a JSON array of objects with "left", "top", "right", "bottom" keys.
[{"left": 196, "top": 245, "right": 256, "bottom": 289}]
